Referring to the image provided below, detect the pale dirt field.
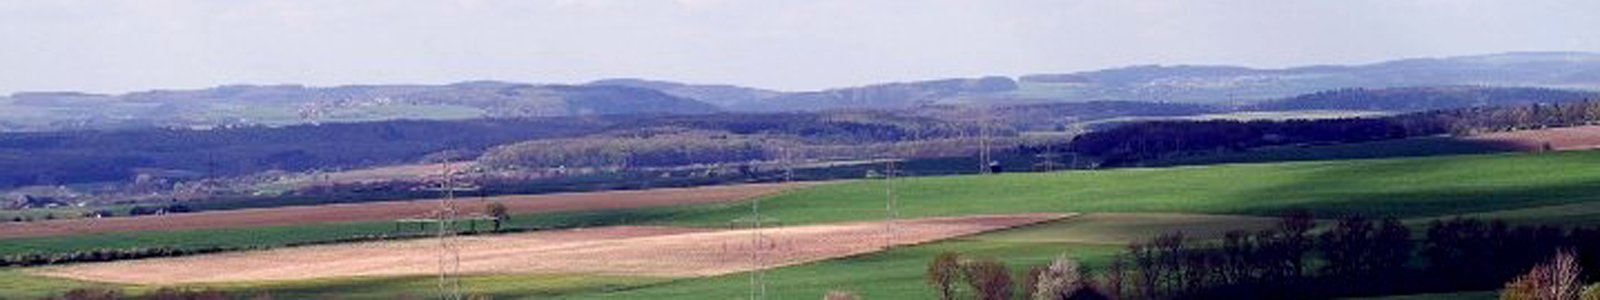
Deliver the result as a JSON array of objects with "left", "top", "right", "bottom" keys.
[
  {"left": 37, "top": 213, "right": 1070, "bottom": 285},
  {"left": 0, "top": 182, "right": 816, "bottom": 238}
]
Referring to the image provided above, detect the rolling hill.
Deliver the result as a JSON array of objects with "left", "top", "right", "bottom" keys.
[
  {"left": 594, "top": 52, "right": 1600, "bottom": 111},
  {"left": 6, "top": 52, "right": 1600, "bottom": 131},
  {"left": 585, "top": 78, "right": 782, "bottom": 108},
  {"left": 0, "top": 81, "right": 719, "bottom": 132}
]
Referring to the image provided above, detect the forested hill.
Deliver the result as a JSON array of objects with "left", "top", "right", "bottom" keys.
[
  {"left": 0, "top": 118, "right": 612, "bottom": 187},
  {"left": 0, "top": 110, "right": 997, "bottom": 188},
  {"left": 0, "top": 82, "right": 719, "bottom": 132}
]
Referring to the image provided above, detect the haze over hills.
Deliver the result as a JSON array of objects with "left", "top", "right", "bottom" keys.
[
  {"left": 4, "top": 51, "right": 1600, "bottom": 132},
  {"left": 0, "top": 81, "right": 719, "bottom": 132}
]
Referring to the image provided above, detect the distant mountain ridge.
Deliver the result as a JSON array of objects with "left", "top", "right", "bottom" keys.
[
  {"left": 623, "top": 51, "right": 1600, "bottom": 111},
  {"left": 6, "top": 51, "right": 1600, "bottom": 131},
  {"left": 1006, "top": 51, "right": 1600, "bottom": 105}
]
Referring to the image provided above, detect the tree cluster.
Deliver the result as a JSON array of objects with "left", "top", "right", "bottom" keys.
[
  {"left": 1099, "top": 214, "right": 1600, "bottom": 299},
  {"left": 478, "top": 130, "right": 778, "bottom": 170},
  {"left": 927, "top": 252, "right": 1109, "bottom": 300}
]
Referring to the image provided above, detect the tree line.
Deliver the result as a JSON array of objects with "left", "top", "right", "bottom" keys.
[
  {"left": 1068, "top": 99, "right": 1600, "bottom": 166},
  {"left": 1103, "top": 213, "right": 1600, "bottom": 299},
  {"left": 929, "top": 212, "right": 1600, "bottom": 300}
]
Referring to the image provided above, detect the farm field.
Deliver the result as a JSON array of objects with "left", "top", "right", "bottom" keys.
[
  {"left": 1467, "top": 124, "right": 1600, "bottom": 151},
  {"left": 0, "top": 182, "right": 811, "bottom": 239},
  {"left": 7, "top": 150, "right": 1600, "bottom": 299},
  {"left": 650, "top": 150, "right": 1600, "bottom": 227},
  {"left": 37, "top": 214, "right": 1067, "bottom": 284}
]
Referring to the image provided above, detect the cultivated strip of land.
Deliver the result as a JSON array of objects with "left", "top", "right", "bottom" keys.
[
  {"left": 37, "top": 213, "right": 1070, "bottom": 285},
  {"left": 0, "top": 182, "right": 816, "bottom": 239},
  {"left": 1468, "top": 125, "right": 1600, "bottom": 151}
]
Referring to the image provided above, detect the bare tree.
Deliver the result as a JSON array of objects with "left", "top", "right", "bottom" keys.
[
  {"left": 1032, "top": 255, "right": 1083, "bottom": 300},
  {"left": 963, "top": 258, "right": 1014, "bottom": 300},
  {"left": 928, "top": 251, "right": 962, "bottom": 300},
  {"left": 1023, "top": 265, "right": 1047, "bottom": 300},
  {"left": 1278, "top": 210, "right": 1316, "bottom": 278},
  {"left": 485, "top": 202, "right": 509, "bottom": 231},
  {"left": 1104, "top": 255, "right": 1126, "bottom": 300}
]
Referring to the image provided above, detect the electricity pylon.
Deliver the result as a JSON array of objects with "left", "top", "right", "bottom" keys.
[
  {"left": 884, "top": 160, "right": 899, "bottom": 248},
  {"left": 434, "top": 162, "right": 463, "bottom": 300}
]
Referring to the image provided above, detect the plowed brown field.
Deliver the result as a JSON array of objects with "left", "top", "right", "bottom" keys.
[
  {"left": 0, "top": 182, "right": 816, "bottom": 239},
  {"left": 37, "top": 213, "right": 1070, "bottom": 285},
  {"left": 1468, "top": 125, "right": 1600, "bottom": 151}
]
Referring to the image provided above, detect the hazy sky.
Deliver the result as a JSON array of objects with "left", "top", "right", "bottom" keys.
[{"left": 3, "top": 0, "right": 1598, "bottom": 94}]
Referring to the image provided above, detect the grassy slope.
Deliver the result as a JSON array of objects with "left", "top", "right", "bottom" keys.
[
  {"left": 0, "top": 269, "right": 125, "bottom": 300},
  {"left": 1146, "top": 136, "right": 1512, "bottom": 167},
  {"left": 11, "top": 150, "right": 1600, "bottom": 298},
  {"left": 20, "top": 149, "right": 1595, "bottom": 257},
  {"left": 660, "top": 150, "right": 1600, "bottom": 227},
  {"left": 563, "top": 237, "right": 1126, "bottom": 300},
  {"left": 558, "top": 150, "right": 1600, "bottom": 299}
]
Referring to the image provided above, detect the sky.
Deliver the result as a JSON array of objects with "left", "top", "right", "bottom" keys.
[{"left": 2, "top": 0, "right": 1598, "bottom": 94}]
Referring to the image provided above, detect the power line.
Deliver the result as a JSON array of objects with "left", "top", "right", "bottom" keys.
[
  {"left": 884, "top": 160, "right": 899, "bottom": 248},
  {"left": 436, "top": 162, "right": 462, "bottom": 300},
  {"left": 728, "top": 191, "right": 781, "bottom": 299}
]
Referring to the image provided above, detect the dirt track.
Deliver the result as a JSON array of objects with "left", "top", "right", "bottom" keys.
[
  {"left": 37, "top": 213, "right": 1070, "bottom": 285},
  {"left": 0, "top": 182, "right": 815, "bottom": 239}
]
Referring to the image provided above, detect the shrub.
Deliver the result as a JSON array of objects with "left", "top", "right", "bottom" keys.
[
  {"left": 52, "top": 288, "right": 120, "bottom": 300},
  {"left": 1502, "top": 250, "right": 1584, "bottom": 300},
  {"left": 143, "top": 287, "right": 228, "bottom": 300},
  {"left": 823, "top": 290, "right": 861, "bottom": 300},
  {"left": 1582, "top": 283, "right": 1600, "bottom": 300}
]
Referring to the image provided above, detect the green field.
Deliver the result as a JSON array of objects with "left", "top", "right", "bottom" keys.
[
  {"left": 11, "top": 150, "right": 1600, "bottom": 299},
  {"left": 657, "top": 150, "right": 1600, "bottom": 226},
  {"left": 1146, "top": 136, "right": 1514, "bottom": 167}
]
